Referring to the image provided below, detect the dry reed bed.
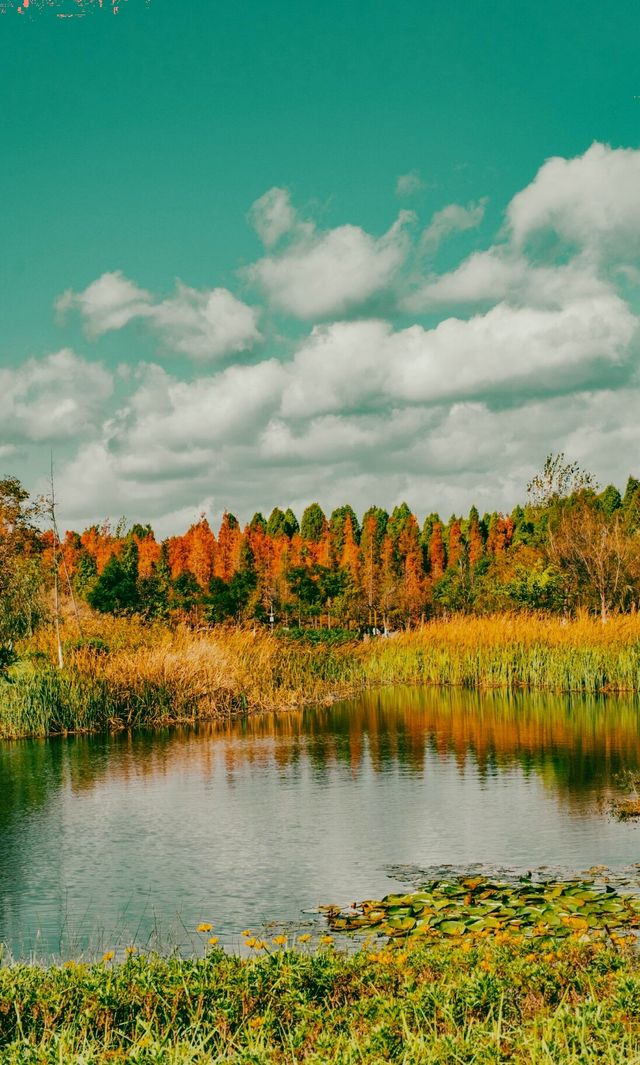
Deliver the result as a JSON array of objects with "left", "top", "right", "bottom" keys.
[{"left": 2, "top": 613, "right": 640, "bottom": 739}]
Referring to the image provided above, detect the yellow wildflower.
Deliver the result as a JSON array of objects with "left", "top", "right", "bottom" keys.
[
  {"left": 208, "top": 936, "right": 219, "bottom": 946},
  {"left": 319, "top": 935, "right": 334, "bottom": 946},
  {"left": 197, "top": 923, "right": 213, "bottom": 933},
  {"left": 297, "top": 933, "right": 312, "bottom": 943},
  {"left": 249, "top": 1017, "right": 265, "bottom": 1029},
  {"left": 102, "top": 951, "right": 115, "bottom": 963},
  {"left": 272, "top": 935, "right": 287, "bottom": 946}
]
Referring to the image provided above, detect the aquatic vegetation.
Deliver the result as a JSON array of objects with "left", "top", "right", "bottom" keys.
[
  {"left": 329, "top": 877, "right": 640, "bottom": 945},
  {"left": 3, "top": 612, "right": 640, "bottom": 739}
]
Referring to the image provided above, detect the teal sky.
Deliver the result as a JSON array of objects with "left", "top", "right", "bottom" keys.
[{"left": 2, "top": 0, "right": 640, "bottom": 533}]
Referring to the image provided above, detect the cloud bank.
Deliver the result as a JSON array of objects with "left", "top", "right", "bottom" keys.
[{"left": 6, "top": 142, "right": 640, "bottom": 532}]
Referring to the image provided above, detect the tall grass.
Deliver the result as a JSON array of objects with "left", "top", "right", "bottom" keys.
[
  {"left": 3, "top": 612, "right": 640, "bottom": 739},
  {"left": 1, "top": 937, "right": 640, "bottom": 1063}
]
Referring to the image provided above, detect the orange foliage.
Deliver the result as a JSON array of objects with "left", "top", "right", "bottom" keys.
[
  {"left": 184, "top": 518, "right": 216, "bottom": 588},
  {"left": 135, "top": 533, "right": 161, "bottom": 579},
  {"left": 215, "top": 513, "right": 241, "bottom": 582},
  {"left": 428, "top": 522, "right": 445, "bottom": 580}
]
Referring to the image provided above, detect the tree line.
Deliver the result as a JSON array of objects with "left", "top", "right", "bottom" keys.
[{"left": 3, "top": 455, "right": 640, "bottom": 645}]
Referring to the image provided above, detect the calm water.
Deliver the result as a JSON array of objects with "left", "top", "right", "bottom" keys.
[{"left": 2, "top": 686, "right": 640, "bottom": 957}]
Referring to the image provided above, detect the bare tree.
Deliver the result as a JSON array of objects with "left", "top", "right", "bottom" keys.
[
  {"left": 527, "top": 453, "right": 597, "bottom": 508},
  {"left": 548, "top": 502, "right": 639, "bottom": 620}
]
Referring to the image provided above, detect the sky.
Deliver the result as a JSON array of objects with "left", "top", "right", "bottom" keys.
[{"left": 2, "top": 0, "right": 640, "bottom": 535}]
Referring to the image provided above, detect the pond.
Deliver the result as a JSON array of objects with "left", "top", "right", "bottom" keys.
[{"left": 1, "top": 685, "right": 640, "bottom": 958}]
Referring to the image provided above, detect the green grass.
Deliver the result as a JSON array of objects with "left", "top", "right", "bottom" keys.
[{"left": 1, "top": 937, "right": 640, "bottom": 1063}]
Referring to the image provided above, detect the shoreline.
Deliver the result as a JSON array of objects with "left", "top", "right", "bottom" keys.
[{"left": 3, "top": 612, "right": 640, "bottom": 741}]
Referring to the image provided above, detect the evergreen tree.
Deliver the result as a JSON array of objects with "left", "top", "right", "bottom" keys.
[
  {"left": 300, "top": 503, "right": 328, "bottom": 543},
  {"left": 87, "top": 555, "right": 139, "bottom": 614}
]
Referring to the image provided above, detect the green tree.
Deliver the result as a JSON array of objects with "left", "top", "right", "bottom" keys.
[
  {"left": 329, "top": 505, "right": 361, "bottom": 555},
  {"left": 0, "top": 477, "right": 45, "bottom": 649},
  {"left": 86, "top": 555, "right": 139, "bottom": 614},
  {"left": 300, "top": 503, "right": 328, "bottom": 543},
  {"left": 266, "top": 507, "right": 287, "bottom": 538}
]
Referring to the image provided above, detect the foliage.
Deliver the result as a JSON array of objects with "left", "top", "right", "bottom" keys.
[
  {"left": 0, "top": 477, "right": 46, "bottom": 643},
  {"left": 6, "top": 613, "right": 640, "bottom": 739},
  {"left": 8, "top": 455, "right": 640, "bottom": 634},
  {"left": 2, "top": 933, "right": 640, "bottom": 1062},
  {"left": 330, "top": 877, "right": 640, "bottom": 944}
]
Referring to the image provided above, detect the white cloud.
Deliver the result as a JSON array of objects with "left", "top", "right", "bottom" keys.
[
  {"left": 0, "top": 350, "right": 113, "bottom": 443},
  {"left": 405, "top": 249, "right": 611, "bottom": 311},
  {"left": 246, "top": 208, "right": 414, "bottom": 318},
  {"left": 248, "top": 187, "right": 305, "bottom": 247},
  {"left": 147, "top": 284, "right": 261, "bottom": 359},
  {"left": 396, "top": 171, "right": 424, "bottom": 197},
  {"left": 15, "top": 143, "right": 640, "bottom": 534},
  {"left": 57, "top": 272, "right": 261, "bottom": 361},
  {"left": 280, "top": 294, "right": 637, "bottom": 418},
  {"left": 507, "top": 142, "right": 640, "bottom": 254},
  {"left": 56, "top": 272, "right": 152, "bottom": 335},
  {"left": 421, "top": 199, "right": 487, "bottom": 250}
]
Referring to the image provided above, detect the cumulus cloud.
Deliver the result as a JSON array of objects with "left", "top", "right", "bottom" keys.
[
  {"left": 421, "top": 198, "right": 487, "bottom": 251},
  {"left": 14, "top": 142, "right": 640, "bottom": 533},
  {"left": 0, "top": 350, "right": 113, "bottom": 443},
  {"left": 405, "top": 250, "right": 611, "bottom": 311},
  {"left": 280, "top": 295, "right": 637, "bottom": 418},
  {"left": 507, "top": 142, "right": 640, "bottom": 255},
  {"left": 246, "top": 199, "right": 414, "bottom": 318},
  {"left": 57, "top": 272, "right": 261, "bottom": 361}
]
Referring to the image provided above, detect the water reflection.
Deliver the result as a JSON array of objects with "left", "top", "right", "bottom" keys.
[{"left": 1, "top": 686, "right": 639, "bottom": 957}]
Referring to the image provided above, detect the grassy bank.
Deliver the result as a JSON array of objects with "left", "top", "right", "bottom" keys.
[
  {"left": 3, "top": 612, "right": 640, "bottom": 739},
  {"left": 2, "top": 936, "right": 640, "bottom": 1063}
]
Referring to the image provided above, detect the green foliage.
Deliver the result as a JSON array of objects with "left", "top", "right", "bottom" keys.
[
  {"left": 206, "top": 569, "right": 257, "bottom": 623},
  {"left": 0, "top": 642, "right": 17, "bottom": 680},
  {"left": 502, "top": 563, "right": 564, "bottom": 611},
  {"left": 329, "top": 504, "right": 361, "bottom": 551},
  {"left": 0, "top": 477, "right": 45, "bottom": 643},
  {"left": 599, "top": 485, "right": 622, "bottom": 516},
  {"left": 1, "top": 934, "right": 640, "bottom": 1063},
  {"left": 387, "top": 501, "right": 413, "bottom": 542},
  {"left": 330, "top": 876, "right": 640, "bottom": 943},
  {"left": 86, "top": 556, "right": 139, "bottom": 614},
  {"left": 283, "top": 507, "right": 300, "bottom": 537},
  {"left": 300, "top": 502, "right": 327, "bottom": 543}
]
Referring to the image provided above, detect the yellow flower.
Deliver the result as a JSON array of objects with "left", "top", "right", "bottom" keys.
[
  {"left": 272, "top": 935, "right": 287, "bottom": 946},
  {"left": 241, "top": 929, "right": 252, "bottom": 937},
  {"left": 297, "top": 933, "right": 312, "bottom": 943},
  {"left": 245, "top": 937, "right": 257, "bottom": 948},
  {"left": 249, "top": 1016, "right": 265, "bottom": 1029},
  {"left": 125, "top": 946, "right": 137, "bottom": 956},
  {"left": 479, "top": 959, "right": 492, "bottom": 972},
  {"left": 102, "top": 951, "right": 115, "bottom": 963},
  {"left": 252, "top": 940, "right": 267, "bottom": 950},
  {"left": 197, "top": 923, "right": 213, "bottom": 933},
  {"left": 525, "top": 953, "right": 537, "bottom": 964},
  {"left": 319, "top": 935, "right": 334, "bottom": 946},
  {"left": 208, "top": 936, "right": 219, "bottom": 946}
]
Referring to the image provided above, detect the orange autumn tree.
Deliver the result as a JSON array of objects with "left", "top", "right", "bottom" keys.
[
  {"left": 184, "top": 518, "right": 216, "bottom": 588},
  {"left": 215, "top": 512, "right": 242, "bottom": 582},
  {"left": 397, "top": 513, "right": 426, "bottom": 621}
]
